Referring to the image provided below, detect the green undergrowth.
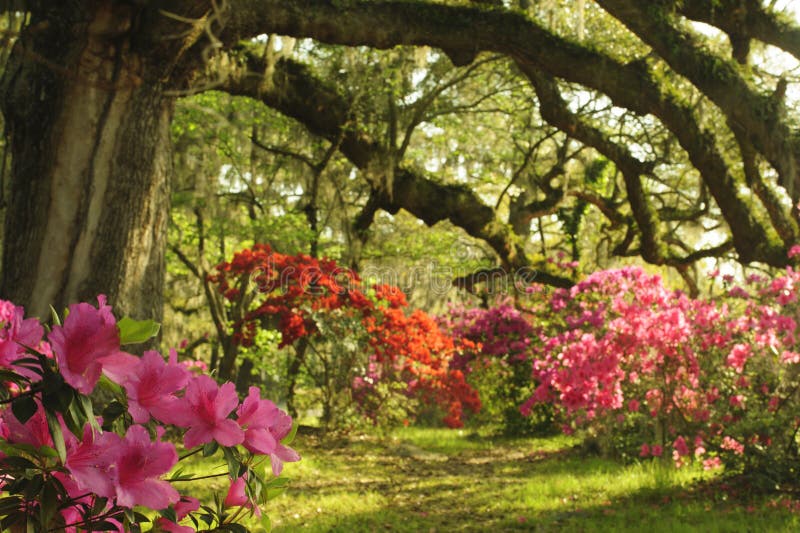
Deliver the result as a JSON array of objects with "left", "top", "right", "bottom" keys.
[{"left": 180, "top": 427, "right": 800, "bottom": 532}]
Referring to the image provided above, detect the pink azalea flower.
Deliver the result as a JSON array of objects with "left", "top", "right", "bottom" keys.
[
  {"left": 268, "top": 422, "right": 300, "bottom": 476},
  {"left": 627, "top": 399, "right": 640, "bottom": 412},
  {"left": 720, "top": 436, "right": 745, "bottom": 455},
  {"left": 1, "top": 402, "right": 52, "bottom": 448},
  {"left": 224, "top": 475, "right": 261, "bottom": 517},
  {"left": 172, "top": 375, "right": 244, "bottom": 449},
  {"left": 114, "top": 425, "right": 179, "bottom": 509},
  {"left": 0, "top": 300, "right": 44, "bottom": 378},
  {"left": 48, "top": 295, "right": 134, "bottom": 394},
  {"left": 119, "top": 349, "right": 191, "bottom": 424},
  {"left": 651, "top": 444, "right": 663, "bottom": 457},
  {"left": 64, "top": 424, "right": 121, "bottom": 500},
  {"left": 154, "top": 496, "right": 200, "bottom": 533},
  {"left": 236, "top": 387, "right": 280, "bottom": 455},
  {"left": 725, "top": 343, "right": 751, "bottom": 373},
  {"left": 236, "top": 387, "right": 300, "bottom": 475},
  {"left": 54, "top": 470, "right": 111, "bottom": 533},
  {"left": 673, "top": 436, "right": 689, "bottom": 457},
  {"left": 156, "top": 520, "right": 194, "bottom": 533}
]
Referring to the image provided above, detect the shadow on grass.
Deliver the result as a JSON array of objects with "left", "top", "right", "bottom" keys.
[{"left": 268, "top": 431, "right": 800, "bottom": 532}]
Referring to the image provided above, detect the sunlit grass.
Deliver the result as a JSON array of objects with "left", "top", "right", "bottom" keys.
[{"left": 178, "top": 427, "right": 800, "bottom": 532}]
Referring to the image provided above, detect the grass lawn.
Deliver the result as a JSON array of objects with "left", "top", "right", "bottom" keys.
[{"left": 180, "top": 427, "right": 800, "bottom": 532}]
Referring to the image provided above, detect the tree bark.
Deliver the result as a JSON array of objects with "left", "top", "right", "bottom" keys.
[{"left": 0, "top": 3, "right": 174, "bottom": 321}]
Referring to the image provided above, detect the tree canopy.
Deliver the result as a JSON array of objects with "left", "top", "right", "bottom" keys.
[
  {"left": 1, "top": 0, "right": 800, "bottom": 317},
  {"left": 198, "top": 0, "right": 800, "bottom": 273}
]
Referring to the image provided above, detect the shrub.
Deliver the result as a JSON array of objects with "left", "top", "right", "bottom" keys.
[
  {"left": 0, "top": 296, "right": 298, "bottom": 531},
  {"left": 524, "top": 265, "right": 800, "bottom": 486},
  {"left": 209, "top": 245, "right": 480, "bottom": 429},
  {"left": 440, "top": 300, "right": 553, "bottom": 435}
]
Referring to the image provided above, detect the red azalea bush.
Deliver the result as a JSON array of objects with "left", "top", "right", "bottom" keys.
[
  {"left": 523, "top": 264, "right": 800, "bottom": 485},
  {"left": 0, "top": 297, "right": 298, "bottom": 531},
  {"left": 209, "top": 245, "right": 479, "bottom": 428},
  {"left": 360, "top": 301, "right": 480, "bottom": 428}
]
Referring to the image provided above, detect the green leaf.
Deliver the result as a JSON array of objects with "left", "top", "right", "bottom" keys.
[
  {"left": 0, "top": 496, "right": 23, "bottom": 514},
  {"left": 11, "top": 396, "right": 38, "bottom": 424},
  {"left": 88, "top": 497, "right": 108, "bottom": 516},
  {"left": 49, "top": 305, "right": 61, "bottom": 327},
  {"left": 260, "top": 512, "right": 272, "bottom": 532},
  {"left": 0, "top": 441, "right": 39, "bottom": 457},
  {"left": 37, "top": 445, "right": 59, "bottom": 459},
  {"left": 37, "top": 479, "right": 59, "bottom": 527},
  {"left": 0, "top": 511, "right": 25, "bottom": 531},
  {"left": 44, "top": 409, "right": 67, "bottom": 463},
  {"left": 161, "top": 507, "right": 177, "bottom": 523},
  {"left": 101, "top": 401, "right": 126, "bottom": 431},
  {"left": 218, "top": 525, "right": 249, "bottom": 533},
  {"left": 87, "top": 521, "right": 124, "bottom": 531},
  {"left": 1, "top": 456, "right": 38, "bottom": 470},
  {"left": 222, "top": 446, "right": 243, "bottom": 479},
  {"left": 78, "top": 394, "right": 100, "bottom": 433},
  {"left": 41, "top": 371, "right": 72, "bottom": 413},
  {"left": 203, "top": 441, "right": 219, "bottom": 457},
  {"left": 118, "top": 317, "right": 160, "bottom": 345}
]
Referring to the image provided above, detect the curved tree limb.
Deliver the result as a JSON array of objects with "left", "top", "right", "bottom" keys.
[
  {"left": 214, "top": 0, "right": 788, "bottom": 265},
  {"left": 217, "top": 53, "right": 573, "bottom": 287},
  {"left": 596, "top": 0, "right": 799, "bottom": 202},
  {"left": 678, "top": 0, "right": 800, "bottom": 62}
]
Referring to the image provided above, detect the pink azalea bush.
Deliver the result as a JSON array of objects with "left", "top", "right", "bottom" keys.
[
  {"left": 438, "top": 300, "right": 552, "bottom": 435},
  {"left": 523, "top": 265, "right": 800, "bottom": 485},
  {"left": 0, "top": 297, "right": 298, "bottom": 531}
]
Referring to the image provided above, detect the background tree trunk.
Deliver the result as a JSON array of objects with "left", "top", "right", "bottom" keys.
[{"left": 0, "top": 3, "right": 173, "bottom": 322}]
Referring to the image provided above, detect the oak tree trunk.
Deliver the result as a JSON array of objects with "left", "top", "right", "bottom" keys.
[{"left": 0, "top": 3, "right": 173, "bottom": 322}]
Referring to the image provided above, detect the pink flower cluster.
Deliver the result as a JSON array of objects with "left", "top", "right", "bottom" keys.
[
  {"left": 524, "top": 265, "right": 800, "bottom": 474},
  {"left": 439, "top": 299, "right": 533, "bottom": 369},
  {"left": 0, "top": 296, "right": 299, "bottom": 530}
]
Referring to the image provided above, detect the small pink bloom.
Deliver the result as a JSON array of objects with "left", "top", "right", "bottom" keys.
[
  {"left": 224, "top": 475, "right": 261, "bottom": 517},
  {"left": 1, "top": 402, "right": 52, "bottom": 449},
  {"left": 155, "top": 496, "right": 200, "bottom": 533},
  {"left": 725, "top": 344, "right": 751, "bottom": 373},
  {"left": 720, "top": 436, "right": 745, "bottom": 455},
  {"left": 673, "top": 436, "right": 689, "bottom": 457},
  {"left": 114, "top": 425, "right": 179, "bottom": 509},
  {"left": 0, "top": 300, "right": 44, "bottom": 378},
  {"left": 65, "top": 424, "right": 121, "bottom": 499},
  {"left": 49, "top": 296, "right": 133, "bottom": 394},
  {"left": 627, "top": 399, "right": 640, "bottom": 412},
  {"left": 768, "top": 396, "right": 780, "bottom": 412},
  {"left": 119, "top": 350, "right": 191, "bottom": 424},
  {"left": 781, "top": 351, "right": 800, "bottom": 364},
  {"left": 703, "top": 457, "right": 723, "bottom": 470},
  {"left": 729, "top": 394, "right": 745, "bottom": 408},
  {"left": 172, "top": 375, "right": 244, "bottom": 449},
  {"left": 651, "top": 444, "right": 663, "bottom": 457},
  {"left": 694, "top": 446, "right": 706, "bottom": 457},
  {"left": 639, "top": 443, "right": 650, "bottom": 457},
  {"left": 236, "top": 387, "right": 300, "bottom": 474}
]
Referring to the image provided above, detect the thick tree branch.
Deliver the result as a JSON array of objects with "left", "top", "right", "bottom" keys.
[
  {"left": 217, "top": 0, "right": 787, "bottom": 266},
  {"left": 678, "top": 0, "right": 800, "bottom": 62},
  {"left": 218, "top": 54, "right": 572, "bottom": 287},
  {"left": 524, "top": 67, "right": 666, "bottom": 264},
  {"left": 596, "top": 0, "right": 799, "bottom": 202}
]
